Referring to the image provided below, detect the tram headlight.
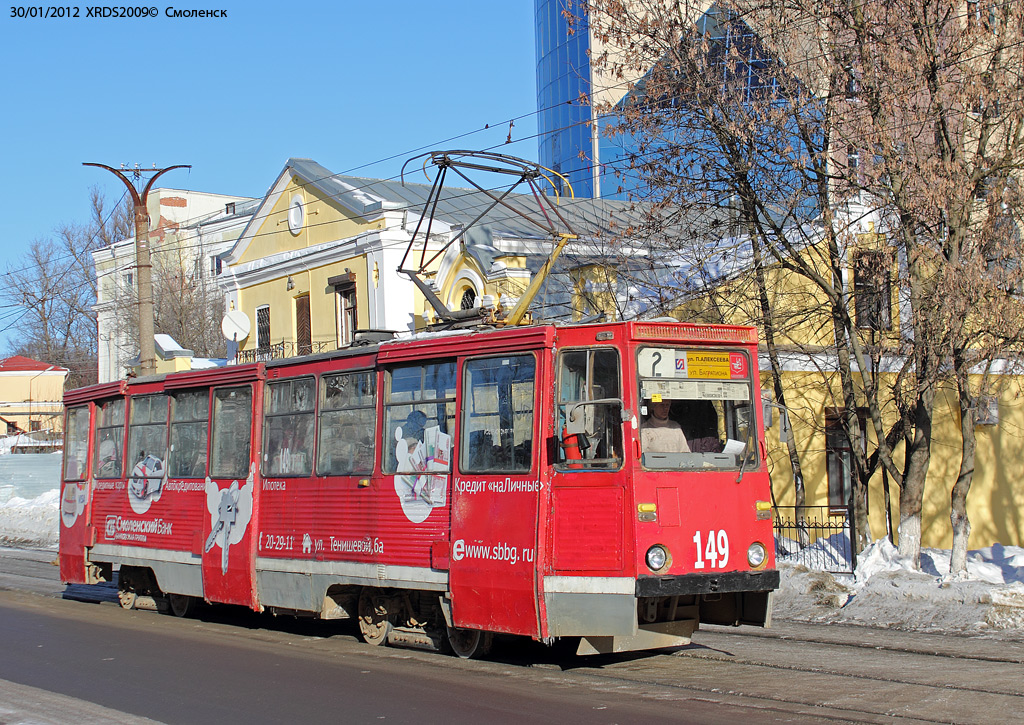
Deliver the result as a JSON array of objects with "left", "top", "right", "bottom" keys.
[
  {"left": 747, "top": 542, "right": 767, "bottom": 569},
  {"left": 645, "top": 545, "right": 669, "bottom": 572}
]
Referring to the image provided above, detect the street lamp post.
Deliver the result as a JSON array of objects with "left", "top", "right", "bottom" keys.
[{"left": 83, "top": 163, "right": 190, "bottom": 377}]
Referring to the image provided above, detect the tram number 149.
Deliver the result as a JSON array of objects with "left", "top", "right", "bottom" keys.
[{"left": 693, "top": 530, "right": 729, "bottom": 569}]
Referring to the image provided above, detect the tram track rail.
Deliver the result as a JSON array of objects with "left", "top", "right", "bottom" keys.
[{"left": 537, "top": 623, "right": 1024, "bottom": 723}]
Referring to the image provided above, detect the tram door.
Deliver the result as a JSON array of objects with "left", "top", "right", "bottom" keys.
[
  {"left": 59, "top": 404, "right": 93, "bottom": 583},
  {"left": 449, "top": 353, "right": 542, "bottom": 636},
  {"left": 202, "top": 384, "right": 258, "bottom": 607},
  {"left": 550, "top": 348, "right": 627, "bottom": 577}
]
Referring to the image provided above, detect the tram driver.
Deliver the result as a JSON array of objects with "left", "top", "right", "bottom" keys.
[{"left": 641, "top": 399, "right": 691, "bottom": 453}]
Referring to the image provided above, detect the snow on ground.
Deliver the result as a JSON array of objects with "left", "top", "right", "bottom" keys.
[
  {"left": 777, "top": 537, "right": 1024, "bottom": 639},
  {"left": 0, "top": 489, "right": 59, "bottom": 548},
  {"left": 1, "top": 487, "right": 1022, "bottom": 639}
]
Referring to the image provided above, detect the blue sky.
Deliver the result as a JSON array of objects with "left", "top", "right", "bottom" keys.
[{"left": 0, "top": 1, "right": 539, "bottom": 283}]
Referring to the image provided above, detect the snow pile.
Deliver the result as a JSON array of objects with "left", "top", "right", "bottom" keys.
[
  {"left": 776, "top": 538, "right": 1024, "bottom": 637},
  {"left": 0, "top": 489, "right": 59, "bottom": 548},
  {"left": 0, "top": 452, "right": 62, "bottom": 547}
]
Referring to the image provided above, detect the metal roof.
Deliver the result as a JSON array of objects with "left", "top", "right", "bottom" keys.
[
  {"left": 284, "top": 157, "right": 646, "bottom": 241},
  {"left": 0, "top": 356, "right": 68, "bottom": 373}
]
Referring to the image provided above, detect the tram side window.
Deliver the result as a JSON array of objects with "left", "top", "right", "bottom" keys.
[
  {"left": 63, "top": 406, "right": 89, "bottom": 481},
  {"left": 318, "top": 371, "right": 376, "bottom": 475},
  {"left": 169, "top": 390, "right": 209, "bottom": 478},
  {"left": 93, "top": 398, "right": 125, "bottom": 479},
  {"left": 128, "top": 395, "right": 169, "bottom": 500},
  {"left": 210, "top": 386, "right": 253, "bottom": 479},
  {"left": 129, "top": 394, "right": 169, "bottom": 458},
  {"left": 383, "top": 361, "right": 456, "bottom": 476},
  {"left": 462, "top": 355, "right": 536, "bottom": 473},
  {"left": 557, "top": 349, "right": 623, "bottom": 468},
  {"left": 128, "top": 395, "right": 169, "bottom": 465},
  {"left": 263, "top": 377, "right": 315, "bottom": 477}
]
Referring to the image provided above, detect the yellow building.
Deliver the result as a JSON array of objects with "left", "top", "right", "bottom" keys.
[
  {"left": 664, "top": 224, "right": 1024, "bottom": 551},
  {"left": 219, "top": 158, "right": 640, "bottom": 359},
  {"left": 0, "top": 356, "right": 69, "bottom": 435}
]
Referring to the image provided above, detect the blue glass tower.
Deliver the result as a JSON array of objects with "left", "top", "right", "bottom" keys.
[
  {"left": 534, "top": 0, "right": 596, "bottom": 197},
  {"left": 535, "top": 2, "right": 802, "bottom": 203}
]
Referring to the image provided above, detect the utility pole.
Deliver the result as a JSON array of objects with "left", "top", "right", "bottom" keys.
[{"left": 83, "top": 162, "right": 190, "bottom": 377}]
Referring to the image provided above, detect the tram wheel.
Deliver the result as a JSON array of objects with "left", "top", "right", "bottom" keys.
[
  {"left": 167, "top": 593, "right": 196, "bottom": 618},
  {"left": 117, "top": 589, "right": 137, "bottom": 610},
  {"left": 358, "top": 590, "right": 392, "bottom": 646},
  {"left": 445, "top": 626, "right": 493, "bottom": 659}
]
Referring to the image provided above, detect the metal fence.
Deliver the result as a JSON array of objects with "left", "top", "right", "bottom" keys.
[
  {"left": 234, "top": 341, "right": 330, "bottom": 364},
  {"left": 773, "top": 503, "right": 856, "bottom": 574}
]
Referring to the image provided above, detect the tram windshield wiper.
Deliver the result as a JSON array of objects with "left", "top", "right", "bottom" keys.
[{"left": 735, "top": 432, "right": 754, "bottom": 483}]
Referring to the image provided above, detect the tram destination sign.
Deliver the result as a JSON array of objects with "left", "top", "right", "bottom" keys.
[{"left": 637, "top": 349, "right": 749, "bottom": 380}]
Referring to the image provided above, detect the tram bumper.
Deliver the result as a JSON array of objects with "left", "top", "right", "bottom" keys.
[
  {"left": 637, "top": 570, "right": 779, "bottom": 632},
  {"left": 544, "top": 570, "right": 779, "bottom": 655},
  {"left": 635, "top": 569, "right": 780, "bottom": 597}
]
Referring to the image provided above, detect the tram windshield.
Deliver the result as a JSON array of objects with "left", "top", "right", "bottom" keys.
[{"left": 637, "top": 346, "right": 757, "bottom": 471}]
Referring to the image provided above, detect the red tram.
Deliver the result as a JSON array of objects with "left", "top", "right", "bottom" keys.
[{"left": 59, "top": 320, "right": 778, "bottom": 656}]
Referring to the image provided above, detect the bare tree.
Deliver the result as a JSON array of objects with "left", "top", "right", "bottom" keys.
[
  {"left": 89, "top": 185, "right": 133, "bottom": 247},
  {"left": 815, "top": 0, "right": 1024, "bottom": 570},
  {"left": 153, "top": 240, "right": 227, "bottom": 358},
  {"left": 109, "top": 231, "right": 227, "bottom": 362},
  {"left": 585, "top": 0, "right": 1024, "bottom": 569},
  {"left": 3, "top": 188, "right": 134, "bottom": 388}
]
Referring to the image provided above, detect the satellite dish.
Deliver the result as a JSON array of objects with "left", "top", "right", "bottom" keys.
[{"left": 221, "top": 310, "right": 251, "bottom": 342}]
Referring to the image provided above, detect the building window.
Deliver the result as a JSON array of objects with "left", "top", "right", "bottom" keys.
[
  {"left": 459, "top": 288, "right": 477, "bottom": 310},
  {"left": 697, "top": 7, "right": 778, "bottom": 103},
  {"left": 847, "top": 146, "right": 860, "bottom": 183},
  {"left": 843, "top": 65, "right": 860, "bottom": 100},
  {"left": 328, "top": 272, "right": 357, "bottom": 348},
  {"left": 295, "top": 295, "right": 312, "bottom": 356},
  {"left": 338, "top": 289, "right": 356, "bottom": 346},
  {"left": 825, "top": 410, "right": 865, "bottom": 510},
  {"left": 287, "top": 194, "right": 304, "bottom": 235},
  {"left": 854, "top": 251, "right": 891, "bottom": 330},
  {"left": 256, "top": 305, "right": 271, "bottom": 352}
]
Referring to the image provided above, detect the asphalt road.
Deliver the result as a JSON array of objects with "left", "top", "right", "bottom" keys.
[{"left": 2, "top": 547, "right": 1023, "bottom": 724}]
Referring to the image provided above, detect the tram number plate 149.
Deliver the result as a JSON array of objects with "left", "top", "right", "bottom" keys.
[{"left": 693, "top": 530, "right": 729, "bottom": 569}]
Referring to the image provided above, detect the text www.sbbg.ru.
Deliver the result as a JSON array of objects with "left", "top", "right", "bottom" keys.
[{"left": 452, "top": 539, "right": 534, "bottom": 565}]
